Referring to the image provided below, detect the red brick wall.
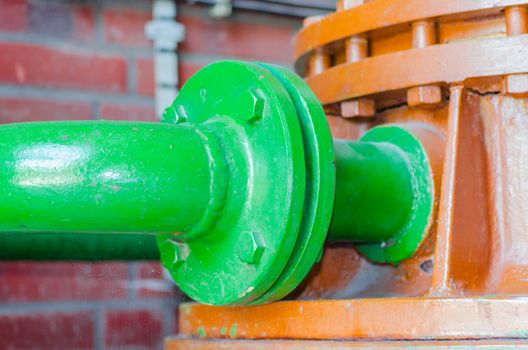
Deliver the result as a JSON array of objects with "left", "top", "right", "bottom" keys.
[{"left": 0, "top": 0, "right": 301, "bottom": 349}]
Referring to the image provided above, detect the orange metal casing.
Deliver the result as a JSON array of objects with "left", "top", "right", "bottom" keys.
[{"left": 170, "top": 1, "right": 528, "bottom": 348}]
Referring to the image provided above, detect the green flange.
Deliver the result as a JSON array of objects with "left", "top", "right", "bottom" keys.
[
  {"left": 158, "top": 61, "right": 308, "bottom": 306},
  {"left": 251, "top": 63, "right": 335, "bottom": 305}
]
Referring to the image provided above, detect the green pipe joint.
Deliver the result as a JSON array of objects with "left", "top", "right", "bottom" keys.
[{"left": 0, "top": 61, "right": 433, "bottom": 305}]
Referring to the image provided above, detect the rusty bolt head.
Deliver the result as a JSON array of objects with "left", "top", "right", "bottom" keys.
[
  {"left": 407, "top": 85, "right": 443, "bottom": 109},
  {"left": 341, "top": 98, "right": 376, "bottom": 118},
  {"left": 161, "top": 241, "right": 189, "bottom": 271},
  {"left": 237, "top": 231, "right": 265, "bottom": 264},
  {"left": 502, "top": 73, "right": 528, "bottom": 97},
  {"left": 247, "top": 89, "right": 265, "bottom": 124}
]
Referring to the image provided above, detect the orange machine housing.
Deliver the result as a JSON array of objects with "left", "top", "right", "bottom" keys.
[{"left": 168, "top": 1, "right": 528, "bottom": 348}]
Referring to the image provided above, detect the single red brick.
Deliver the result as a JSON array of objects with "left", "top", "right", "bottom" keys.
[
  {"left": 0, "top": 0, "right": 27, "bottom": 32},
  {"left": 99, "top": 103, "right": 156, "bottom": 122},
  {"left": 136, "top": 57, "right": 154, "bottom": 96},
  {"left": 179, "top": 15, "right": 295, "bottom": 62},
  {"left": 0, "top": 97, "right": 93, "bottom": 123},
  {"left": 105, "top": 309, "right": 162, "bottom": 348},
  {"left": 0, "top": 43, "right": 127, "bottom": 93},
  {"left": 0, "top": 275, "right": 128, "bottom": 302},
  {"left": 0, "top": 311, "right": 93, "bottom": 349},
  {"left": 103, "top": 7, "right": 151, "bottom": 47},
  {"left": 0, "top": 262, "right": 129, "bottom": 302}
]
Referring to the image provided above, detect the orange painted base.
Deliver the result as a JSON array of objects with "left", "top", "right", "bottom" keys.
[
  {"left": 166, "top": 338, "right": 528, "bottom": 349},
  {"left": 177, "top": 297, "right": 528, "bottom": 341}
]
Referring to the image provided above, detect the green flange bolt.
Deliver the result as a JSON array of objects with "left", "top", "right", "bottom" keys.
[
  {"left": 237, "top": 232, "right": 266, "bottom": 265},
  {"left": 0, "top": 61, "right": 433, "bottom": 305}
]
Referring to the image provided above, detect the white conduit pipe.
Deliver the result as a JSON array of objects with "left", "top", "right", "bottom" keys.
[{"left": 145, "top": 0, "right": 185, "bottom": 119}]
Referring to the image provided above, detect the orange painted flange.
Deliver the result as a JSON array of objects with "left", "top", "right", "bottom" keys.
[
  {"left": 297, "top": 0, "right": 528, "bottom": 106},
  {"left": 295, "top": 0, "right": 528, "bottom": 62},
  {"left": 306, "top": 35, "right": 528, "bottom": 104}
]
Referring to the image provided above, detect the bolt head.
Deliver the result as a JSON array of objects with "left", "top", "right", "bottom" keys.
[
  {"left": 502, "top": 73, "right": 528, "bottom": 97},
  {"left": 161, "top": 240, "right": 189, "bottom": 270},
  {"left": 237, "top": 232, "right": 265, "bottom": 264},
  {"left": 341, "top": 98, "right": 375, "bottom": 118},
  {"left": 162, "top": 105, "right": 188, "bottom": 124},
  {"left": 247, "top": 89, "right": 265, "bottom": 124},
  {"left": 407, "top": 85, "right": 443, "bottom": 109}
]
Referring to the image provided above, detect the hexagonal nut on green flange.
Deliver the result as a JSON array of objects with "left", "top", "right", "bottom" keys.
[
  {"left": 160, "top": 240, "right": 190, "bottom": 270},
  {"left": 246, "top": 88, "right": 265, "bottom": 124},
  {"left": 237, "top": 232, "right": 266, "bottom": 264},
  {"left": 162, "top": 105, "right": 188, "bottom": 124}
]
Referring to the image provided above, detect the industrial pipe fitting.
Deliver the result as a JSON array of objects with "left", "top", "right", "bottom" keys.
[{"left": 0, "top": 61, "right": 433, "bottom": 305}]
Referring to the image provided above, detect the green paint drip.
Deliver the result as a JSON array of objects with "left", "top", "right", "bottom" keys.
[
  {"left": 229, "top": 323, "right": 238, "bottom": 338},
  {"left": 220, "top": 327, "right": 227, "bottom": 335},
  {"left": 197, "top": 327, "right": 207, "bottom": 338}
]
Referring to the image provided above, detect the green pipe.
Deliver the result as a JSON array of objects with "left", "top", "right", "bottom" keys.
[
  {"left": 329, "top": 140, "right": 414, "bottom": 243},
  {"left": 0, "top": 120, "right": 228, "bottom": 259}
]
